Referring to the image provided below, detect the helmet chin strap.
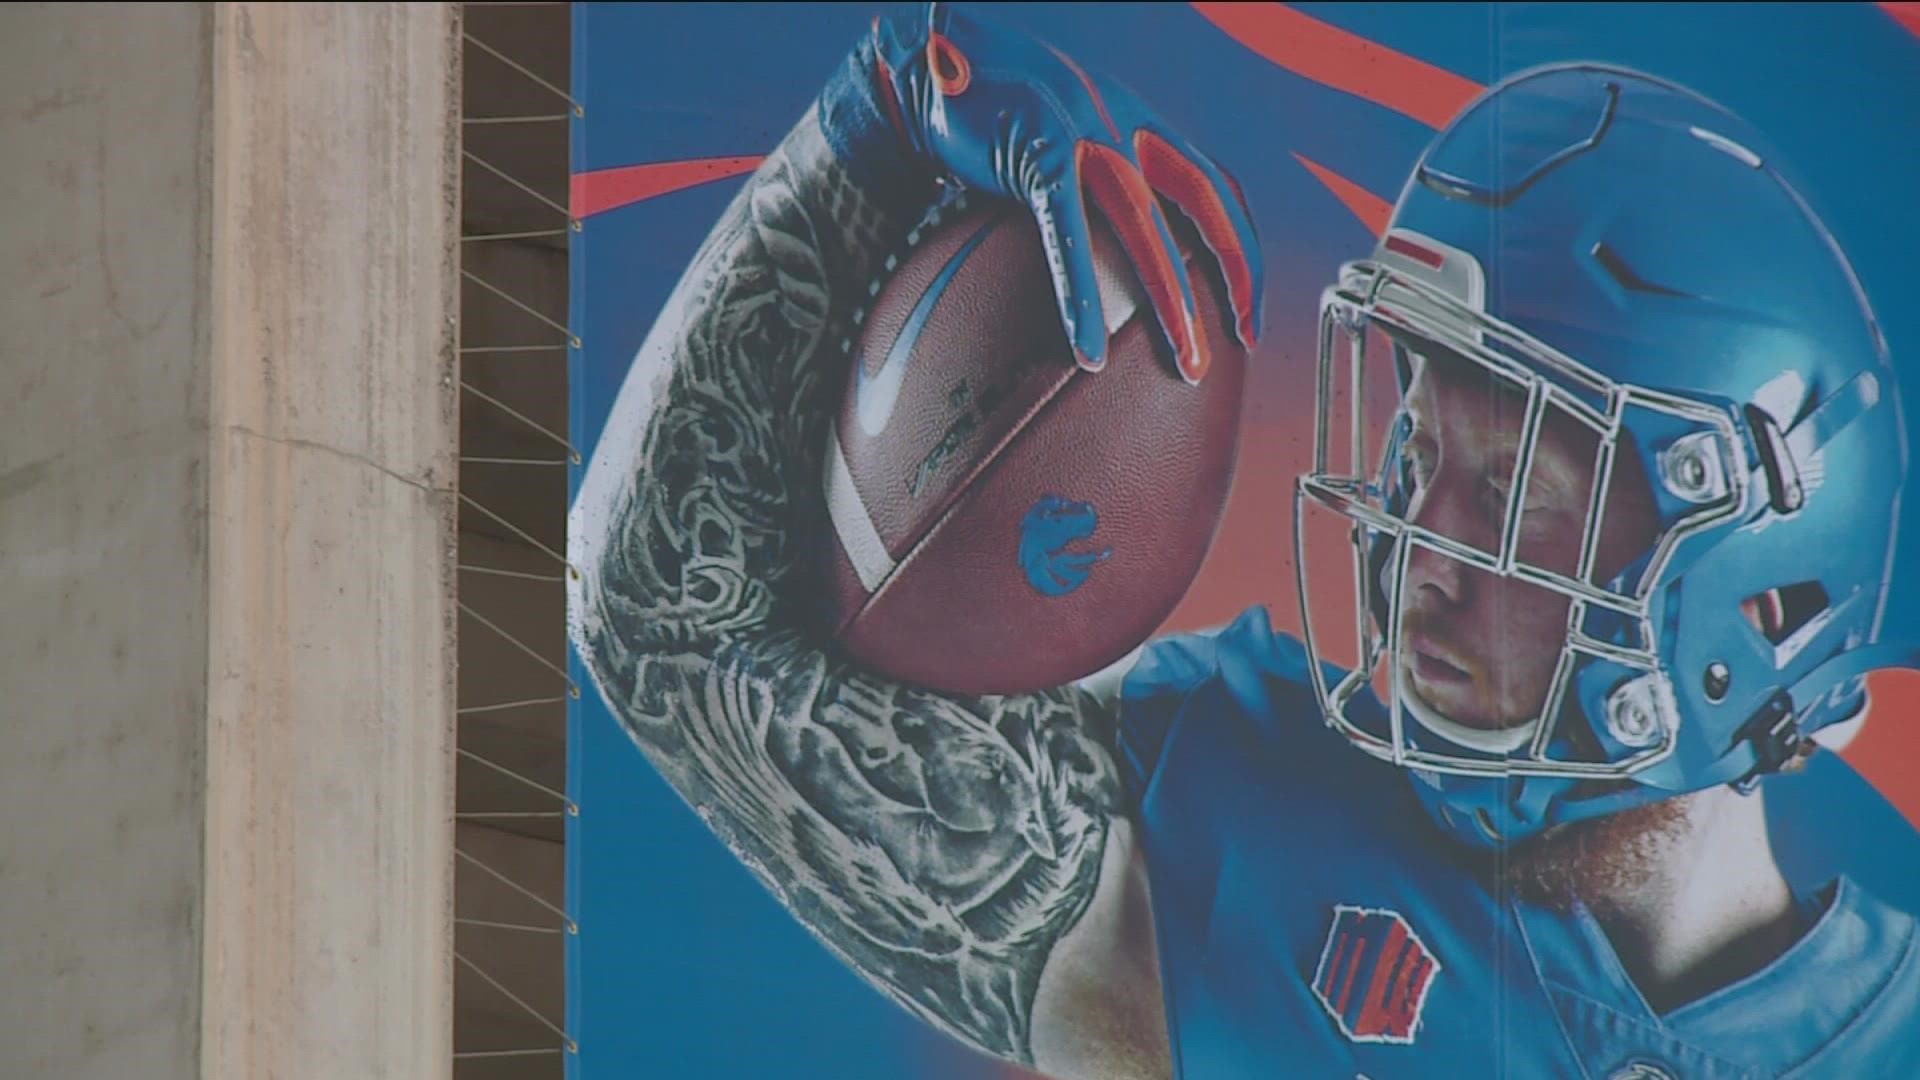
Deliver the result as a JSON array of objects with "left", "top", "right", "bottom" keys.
[{"left": 1396, "top": 663, "right": 1541, "bottom": 755}]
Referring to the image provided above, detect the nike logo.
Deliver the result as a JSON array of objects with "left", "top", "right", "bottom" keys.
[{"left": 854, "top": 221, "right": 994, "bottom": 437}]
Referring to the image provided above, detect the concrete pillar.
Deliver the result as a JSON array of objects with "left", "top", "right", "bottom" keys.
[{"left": 0, "top": 4, "right": 460, "bottom": 1077}]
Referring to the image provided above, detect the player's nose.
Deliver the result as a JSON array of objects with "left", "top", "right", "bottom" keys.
[
  {"left": 1403, "top": 540, "right": 1468, "bottom": 610},
  {"left": 1401, "top": 478, "right": 1484, "bottom": 608}
]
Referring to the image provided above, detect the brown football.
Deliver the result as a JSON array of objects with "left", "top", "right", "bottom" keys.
[{"left": 819, "top": 194, "right": 1248, "bottom": 697}]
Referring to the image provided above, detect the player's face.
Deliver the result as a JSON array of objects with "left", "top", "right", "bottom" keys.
[{"left": 1395, "top": 352, "right": 1660, "bottom": 733}]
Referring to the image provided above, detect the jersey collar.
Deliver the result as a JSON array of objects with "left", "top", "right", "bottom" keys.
[{"left": 1513, "top": 876, "right": 1915, "bottom": 1075}]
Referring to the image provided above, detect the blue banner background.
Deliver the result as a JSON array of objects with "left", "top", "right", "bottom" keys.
[{"left": 569, "top": 5, "right": 1920, "bottom": 1077}]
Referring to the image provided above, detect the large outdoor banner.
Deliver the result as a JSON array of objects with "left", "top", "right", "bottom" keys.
[{"left": 568, "top": 4, "right": 1920, "bottom": 1077}]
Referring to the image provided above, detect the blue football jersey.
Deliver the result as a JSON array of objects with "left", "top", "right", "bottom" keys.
[{"left": 1116, "top": 606, "right": 1920, "bottom": 1078}]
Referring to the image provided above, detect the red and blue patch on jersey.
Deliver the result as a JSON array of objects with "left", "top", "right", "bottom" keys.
[{"left": 1311, "top": 904, "right": 1442, "bottom": 1045}]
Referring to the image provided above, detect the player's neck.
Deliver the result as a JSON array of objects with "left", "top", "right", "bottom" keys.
[{"left": 1590, "top": 784, "right": 1802, "bottom": 1015}]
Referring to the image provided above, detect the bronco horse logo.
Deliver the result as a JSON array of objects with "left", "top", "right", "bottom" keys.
[{"left": 1018, "top": 495, "right": 1113, "bottom": 597}]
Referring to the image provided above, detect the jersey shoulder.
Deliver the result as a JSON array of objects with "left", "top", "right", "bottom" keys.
[{"left": 1114, "top": 605, "right": 1353, "bottom": 806}]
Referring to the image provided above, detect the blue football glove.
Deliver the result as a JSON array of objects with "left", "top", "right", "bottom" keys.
[{"left": 863, "top": 3, "right": 1264, "bottom": 383}]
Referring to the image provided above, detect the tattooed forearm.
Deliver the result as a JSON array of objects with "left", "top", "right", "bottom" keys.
[{"left": 572, "top": 100, "right": 1128, "bottom": 1064}]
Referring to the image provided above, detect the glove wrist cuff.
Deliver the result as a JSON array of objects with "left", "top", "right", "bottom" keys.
[{"left": 818, "top": 40, "right": 939, "bottom": 221}]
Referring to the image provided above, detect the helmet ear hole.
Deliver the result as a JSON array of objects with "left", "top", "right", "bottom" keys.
[{"left": 1739, "top": 581, "right": 1830, "bottom": 646}]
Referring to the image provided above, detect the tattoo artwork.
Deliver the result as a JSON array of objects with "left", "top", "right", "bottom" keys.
[{"left": 571, "top": 105, "right": 1127, "bottom": 1064}]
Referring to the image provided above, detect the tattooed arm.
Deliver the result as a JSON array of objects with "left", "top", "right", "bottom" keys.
[{"left": 569, "top": 33, "right": 1161, "bottom": 1074}]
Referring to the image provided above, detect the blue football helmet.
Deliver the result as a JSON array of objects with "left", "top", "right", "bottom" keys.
[{"left": 1294, "top": 63, "right": 1914, "bottom": 849}]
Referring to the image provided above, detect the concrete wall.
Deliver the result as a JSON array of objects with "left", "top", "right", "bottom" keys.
[
  {"left": 202, "top": 5, "right": 460, "bottom": 1078},
  {"left": 0, "top": 4, "right": 459, "bottom": 1077},
  {"left": 2, "top": 6, "right": 214, "bottom": 1077}
]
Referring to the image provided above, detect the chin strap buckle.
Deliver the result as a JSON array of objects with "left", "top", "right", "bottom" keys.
[{"left": 1731, "top": 691, "right": 1804, "bottom": 795}]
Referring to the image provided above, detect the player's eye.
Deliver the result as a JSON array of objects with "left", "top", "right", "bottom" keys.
[
  {"left": 1404, "top": 433, "right": 1437, "bottom": 491},
  {"left": 1488, "top": 469, "right": 1551, "bottom": 512},
  {"left": 1485, "top": 476, "right": 1514, "bottom": 517}
]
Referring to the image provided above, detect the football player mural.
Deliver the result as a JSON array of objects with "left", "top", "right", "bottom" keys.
[{"left": 568, "top": 4, "right": 1920, "bottom": 1076}]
